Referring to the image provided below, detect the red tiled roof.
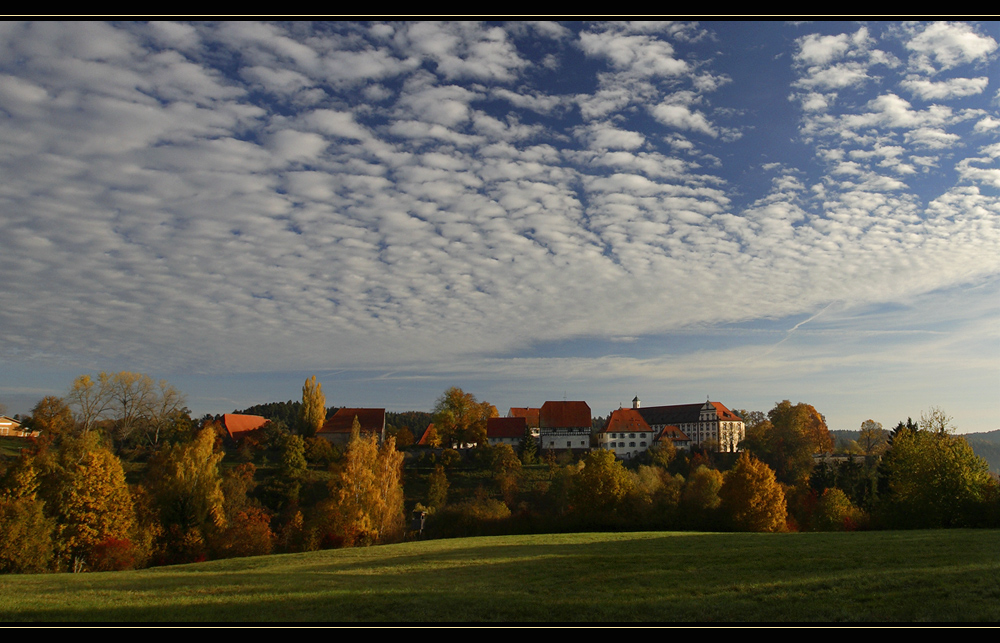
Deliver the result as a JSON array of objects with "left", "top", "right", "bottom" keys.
[
  {"left": 711, "top": 402, "right": 743, "bottom": 422},
  {"left": 319, "top": 408, "right": 386, "bottom": 435},
  {"left": 539, "top": 401, "right": 591, "bottom": 429},
  {"left": 418, "top": 423, "right": 435, "bottom": 445},
  {"left": 487, "top": 416, "right": 527, "bottom": 439},
  {"left": 222, "top": 413, "right": 269, "bottom": 441},
  {"left": 597, "top": 408, "right": 651, "bottom": 434},
  {"left": 507, "top": 407, "right": 540, "bottom": 428},
  {"left": 657, "top": 425, "right": 691, "bottom": 444}
]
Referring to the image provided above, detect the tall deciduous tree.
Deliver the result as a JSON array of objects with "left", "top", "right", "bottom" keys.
[
  {"left": 322, "top": 427, "right": 405, "bottom": 546},
  {"left": 147, "top": 427, "right": 226, "bottom": 537},
  {"left": 857, "top": 419, "right": 888, "bottom": 457},
  {"left": 571, "top": 449, "right": 637, "bottom": 518},
  {"left": 299, "top": 375, "right": 326, "bottom": 437},
  {"left": 720, "top": 452, "right": 787, "bottom": 532},
  {"left": 431, "top": 387, "right": 497, "bottom": 448},
  {"left": 25, "top": 396, "right": 75, "bottom": 443},
  {"left": 42, "top": 432, "right": 135, "bottom": 570},
  {"left": 744, "top": 400, "right": 832, "bottom": 485}
]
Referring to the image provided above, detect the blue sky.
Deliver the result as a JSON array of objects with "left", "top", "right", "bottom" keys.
[{"left": 1, "top": 21, "right": 998, "bottom": 433}]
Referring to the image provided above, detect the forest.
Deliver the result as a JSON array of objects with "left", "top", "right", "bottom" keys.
[{"left": 1, "top": 371, "right": 997, "bottom": 574}]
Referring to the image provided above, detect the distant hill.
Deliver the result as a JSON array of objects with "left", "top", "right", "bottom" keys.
[{"left": 964, "top": 430, "right": 1000, "bottom": 475}]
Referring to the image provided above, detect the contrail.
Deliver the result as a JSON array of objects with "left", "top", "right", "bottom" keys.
[{"left": 752, "top": 301, "right": 837, "bottom": 361}]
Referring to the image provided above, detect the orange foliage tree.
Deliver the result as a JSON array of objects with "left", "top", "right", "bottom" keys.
[{"left": 720, "top": 452, "right": 787, "bottom": 532}]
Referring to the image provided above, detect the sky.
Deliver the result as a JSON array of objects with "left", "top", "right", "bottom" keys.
[{"left": 1, "top": 20, "right": 998, "bottom": 434}]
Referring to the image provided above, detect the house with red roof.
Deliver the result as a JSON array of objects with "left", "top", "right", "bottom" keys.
[
  {"left": 221, "top": 413, "right": 269, "bottom": 443},
  {"left": 538, "top": 400, "right": 591, "bottom": 454},
  {"left": 594, "top": 407, "right": 656, "bottom": 460},
  {"left": 486, "top": 416, "right": 527, "bottom": 448},
  {"left": 318, "top": 407, "right": 386, "bottom": 446}
]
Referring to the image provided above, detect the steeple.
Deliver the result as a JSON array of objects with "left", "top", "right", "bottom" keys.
[{"left": 632, "top": 395, "right": 640, "bottom": 409}]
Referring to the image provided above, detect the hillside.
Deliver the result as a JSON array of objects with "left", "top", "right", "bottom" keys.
[{"left": 1, "top": 530, "right": 997, "bottom": 623}]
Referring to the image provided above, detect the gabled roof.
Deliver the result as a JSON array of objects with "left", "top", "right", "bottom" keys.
[
  {"left": 711, "top": 402, "right": 743, "bottom": 422},
  {"left": 507, "top": 407, "right": 540, "bottom": 428},
  {"left": 597, "top": 408, "right": 651, "bottom": 434},
  {"left": 319, "top": 408, "right": 386, "bottom": 435},
  {"left": 222, "top": 413, "right": 268, "bottom": 442},
  {"left": 487, "top": 416, "right": 527, "bottom": 439},
  {"left": 539, "top": 401, "right": 591, "bottom": 429},
  {"left": 657, "top": 425, "right": 691, "bottom": 444},
  {"left": 418, "top": 423, "right": 435, "bottom": 446}
]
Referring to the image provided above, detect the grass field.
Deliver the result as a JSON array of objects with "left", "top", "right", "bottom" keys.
[{"left": 1, "top": 529, "right": 998, "bottom": 623}]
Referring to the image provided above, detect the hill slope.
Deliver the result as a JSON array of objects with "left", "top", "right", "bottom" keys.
[{"left": 1, "top": 530, "right": 998, "bottom": 623}]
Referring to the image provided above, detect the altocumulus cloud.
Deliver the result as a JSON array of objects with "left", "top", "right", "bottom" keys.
[{"left": 0, "top": 21, "right": 998, "bottom": 430}]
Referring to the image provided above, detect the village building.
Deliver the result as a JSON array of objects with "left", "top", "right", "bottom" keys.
[
  {"left": 0, "top": 415, "right": 36, "bottom": 438},
  {"left": 486, "top": 416, "right": 527, "bottom": 448},
  {"left": 318, "top": 407, "right": 386, "bottom": 446},
  {"left": 595, "top": 407, "right": 655, "bottom": 460},
  {"left": 634, "top": 397, "right": 744, "bottom": 452},
  {"left": 538, "top": 401, "right": 591, "bottom": 454},
  {"left": 507, "top": 407, "right": 540, "bottom": 439},
  {"left": 220, "top": 413, "right": 269, "bottom": 443}
]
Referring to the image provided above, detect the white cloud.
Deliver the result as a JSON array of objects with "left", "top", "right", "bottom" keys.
[
  {"left": 901, "top": 76, "right": 990, "bottom": 100},
  {"left": 906, "top": 21, "right": 998, "bottom": 74}
]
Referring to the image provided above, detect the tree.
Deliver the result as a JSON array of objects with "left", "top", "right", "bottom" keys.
[
  {"left": 426, "top": 465, "right": 449, "bottom": 510},
  {"left": 720, "top": 452, "right": 787, "bottom": 532},
  {"left": 919, "top": 406, "right": 954, "bottom": 434},
  {"left": 299, "top": 375, "right": 326, "bottom": 437},
  {"left": 744, "top": 401, "right": 831, "bottom": 485},
  {"left": 147, "top": 427, "right": 226, "bottom": 540},
  {"left": 0, "top": 456, "right": 55, "bottom": 573},
  {"left": 570, "top": 449, "right": 637, "bottom": 518},
  {"left": 24, "top": 396, "right": 75, "bottom": 442},
  {"left": 680, "top": 465, "right": 724, "bottom": 527},
  {"left": 42, "top": 432, "right": 136, "bottom": 570},
  {"left": 66, "top": 373, "right": 113, "bottom": 434},
  {"left": 321, "top": 427, "right": 405, "bottom": 546},
  {"left": 879, "top": 426, "right": 993, "bottom": 528},
  {"left": 857, "top": 419, "right": 889, "bottom": 457},
  {"left": 431, "top": 387, "right": 497, "bottom": 448}
]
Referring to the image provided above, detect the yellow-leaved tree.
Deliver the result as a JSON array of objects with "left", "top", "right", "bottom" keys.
[
  {"left": 42, "top": 432, "right": 135, "bottom": 570},
  {"left": 299, "top": 375, "right": 326, "bottom": 437},
  {"left": 720, "top": 452, "right": 787, "bottom": 532},
  {"left": 147, "top": 426, "right": 225, "bottom": 562},
  {"left": 321, "top": 419, "right": 404, "bottom": 546}
]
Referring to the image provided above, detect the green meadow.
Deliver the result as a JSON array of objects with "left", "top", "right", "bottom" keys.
[{"left": 1, "top": 529, "right": 997, "bottom": 623}]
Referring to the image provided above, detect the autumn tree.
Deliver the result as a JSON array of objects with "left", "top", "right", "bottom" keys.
[
  {"left": 857, "top": 419, "right": 889, "bottom": 457},
  {"left": 24, "top": 396, "right": 75, "bottom": 443},
  {"left": 0, "top": 456, "right": 55, "bottom": 573},
  {"left": 40, "top": 432, "right": 136, "bottom": 570},
  {"left": 320, "top": 425, "right": 405, "bottom": 546},
  {"left": 570, "top": 449, "right": 637, "bottom": 519},
  {"left": 431, "top": 387, "right": 497, "bottom": 448},
  {"left": 299, "top": 375, "right": 326, "bottom": 437},
  {"left": 66, "top": 373, "right": 113, "bottom": 434},
  {"left": 66, "top": 372, "right": 186, "bottom": 447},
  {"left": 426, "top": 464, "right": 449, "bottom": 510},
  {"left": 720, "top": 452, "right": 787, "bottom": 532},
  {"left": 744, "top": 401, "right": 832, "bottom": 485},
  {"left": 146, "top": 426, "right": 225, "bottom": 560}
]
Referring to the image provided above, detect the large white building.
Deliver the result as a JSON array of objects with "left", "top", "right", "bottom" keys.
[{"left": 634, "top": 397, "right": 745, "bottom": 453}]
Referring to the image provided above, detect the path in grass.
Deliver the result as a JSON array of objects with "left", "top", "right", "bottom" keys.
[{"left": 1, "top": 529, "right": 998, "bottom": 622}]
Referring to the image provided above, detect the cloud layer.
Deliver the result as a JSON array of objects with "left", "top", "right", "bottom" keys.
[{"left": 1, "top": 21, "right": 997, "bottom": 428}]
